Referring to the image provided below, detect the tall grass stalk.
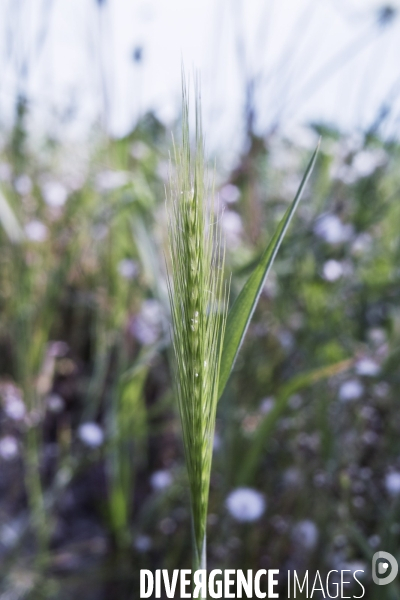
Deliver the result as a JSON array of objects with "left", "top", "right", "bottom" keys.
[{"left": 167, "top": 76, "right": 228, "bottom": 578}]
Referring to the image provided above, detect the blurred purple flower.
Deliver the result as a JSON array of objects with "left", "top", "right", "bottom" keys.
[
  {"left": 78, "top": 422, "right": 104, "bottom": 448},
  {"left": 322, "top": 259, "right": 343, "bottom": 282},
  {"left": 385, "top": 472, "right": 400, "bottom": 496},
  {"left": 150, "top": 470, "right": 173, "bottom": 491},
  {"left": 46, "top": 393, "right": 65, "bottom": 414},
  {"left": 14, "top": 174, "right": 32, "bottom": 195},
  {"left": 130, "top": 299, "right": 164, "bottom": 345},
  {"left": 355, "top": 358, "right": 380, "bottom": 377},
  {"left": 118, "top": 259, "right": 138, "bottom": 280},
  {"left": 314, "top": 214, "right": 353, "bottom": 244},
  {"left": 0, "top": 436, "right": 19, "bottom": 460},
  {"left": 25, "top": 220, "right": 48, "bottom": 242},
  {"left": 1, "top": 384, "right": 26, "bottom": 421},
  {"left": 339, "top": 379, "right": 364, "bottom": 402},
  {"left": 292, "top": 519, "right": 319, "bottom": 550},
  {"left": 225, "top": 488, "right": 266, "bottom": 522},
  {"left": 220, "top": 184, "right": 240, "bottom": 205},
  {"left": 42, "top": 181, "right": 68, "bottom": 207}
]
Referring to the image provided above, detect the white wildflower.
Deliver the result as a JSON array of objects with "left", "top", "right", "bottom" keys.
[
  {"left": 1, "top": 384, "right": 26, "bottom": 421},
  {"left": 150, "top": 470, "right": 173, "bottom": 491},
  {"left": 225, "top": 487, "right": 266, "bottom": 522},
  {"left": 25, "top": 220, "right": 48, "bottom": 242},
  {"left": 355, "top": 358, "right": 380, "bottom": 377},
  {"left": 77, "top": 422, "right": 104, "bottom": 448},
  {"left": 385, "top": 472, "right": 400, "bottom": 497},
  {"left": 131, "top": 299, "right": 164, "bottom": 345},
  {"left": 292, "top": 519, "right": 319, "bottom": 550},
  {"left": 4, "top": 398, "right": 26, "bottom": 420},
  {"left": 260, "top": 397, "right": 275, "bottom": 414},
  {"left": 322, "top": 260, "right": 343, "bottom": 282},
  {"left": 0, "top": 519, "right": 24, "bottom": 547},
  {"left": 117, "top": 259, "right": 138, "bottom": 280},
  {"left": 314, "top": 214, "right": 353, "bottom": 244},
  {"left": 42, "top": 181, "right": 68, "bottom": 207},
  {"left": 220, "top": 184, "right": 240, "bottom": 204},
  {"left": 352, "top": 149, "right": 386, "bottom": 178},
  {"left": 339, "top": 379, "right": 364, "bottom": 402},
  {"left": 331, "top": 163, "right": 358, "bottom": 185},
  {"left": 0, "top": 436, "right": 19, "bottom": 460},
  {"left": 14, "top": 174, "right": 32, "bottom": 195},
  {"left": 46, "top": 393, "right": 65, "bottom": 413}
]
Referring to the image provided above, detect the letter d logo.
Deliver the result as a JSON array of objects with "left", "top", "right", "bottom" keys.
[{"left": 372, "top": 551, "right": 398, "bottom": 586}]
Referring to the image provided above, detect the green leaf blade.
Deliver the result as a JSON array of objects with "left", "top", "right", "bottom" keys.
[
  {"left": 0, "top": 189, "right": 24, "bottom": 243},
  {"left": 218, "top": 140, "right": 320, "bottom": 400}
]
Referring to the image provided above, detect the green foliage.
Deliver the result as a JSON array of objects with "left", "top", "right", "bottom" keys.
[
  {"left": 0, "top": 188, "right": 24, "bottom": 243},
  {"left": 108, "top": 362, "right": 149, "bottom": 545}
]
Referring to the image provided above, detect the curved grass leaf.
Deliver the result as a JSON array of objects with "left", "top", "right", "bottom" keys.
[
  {"left": 218, "top": 140, "right": 320, "bottom": 400},
  {"left": 237, "top": 358, "right": 353, "bottom": 484}
]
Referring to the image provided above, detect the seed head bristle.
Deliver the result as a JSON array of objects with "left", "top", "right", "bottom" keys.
[{"left": 166, "top": 73, "right": 228, "bottom": 565}]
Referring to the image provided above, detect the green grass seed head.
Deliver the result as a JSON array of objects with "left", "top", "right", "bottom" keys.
[{"left": 167, "top": 74, "right": 228, "bottom": 566}]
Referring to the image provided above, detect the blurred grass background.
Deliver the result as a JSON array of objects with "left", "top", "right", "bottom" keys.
[{"left": 1, "top": 1, "right": 400, "bottom": 599}]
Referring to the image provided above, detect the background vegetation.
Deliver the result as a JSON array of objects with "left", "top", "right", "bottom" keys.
[{"left": 1, "top": 99, "right": 400, "bottom": 598}]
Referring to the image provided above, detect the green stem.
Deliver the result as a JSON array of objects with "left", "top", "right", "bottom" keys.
[
  {"left": 25, "top": 423, "right": 49, "bottom": 570},
  {"left": 193, "top": 532, "right": 207, "bottom": 599}
]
